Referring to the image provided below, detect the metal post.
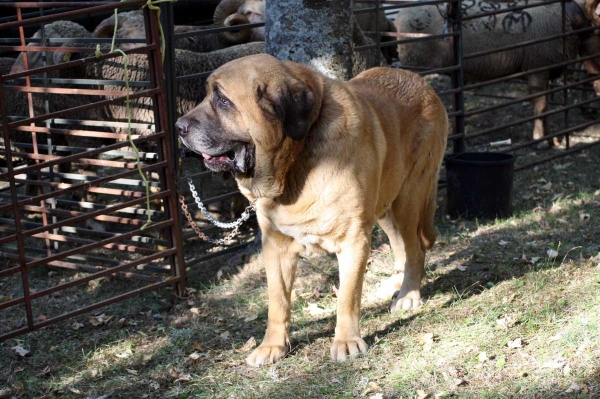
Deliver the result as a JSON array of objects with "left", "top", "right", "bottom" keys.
[
  {"left": 153, "top": 3, "right": 187, "bottom": 297},
  {"left": 375, "top": 0, "right": 381, "bottom": 67},
  {"left": 448, "top": 0, "right": 465, "bottom": 154},
  {"left": 561, "top": 0, "right": 570, "bottom": 149}
]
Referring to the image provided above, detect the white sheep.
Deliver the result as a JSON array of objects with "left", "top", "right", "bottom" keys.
[{"left": 394, "top": 0, "right": 600, "bottom": 146}]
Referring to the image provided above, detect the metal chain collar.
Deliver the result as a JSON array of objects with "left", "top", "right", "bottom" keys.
[{"left": 178, "top": 146, "right": 256, "bottom": 245}]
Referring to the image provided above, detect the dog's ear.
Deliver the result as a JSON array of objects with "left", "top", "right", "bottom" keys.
[
  {"left": 277, "top": 80, "right": 316, "bottom": 141},
  {"left": 258, "top": 78, "right": 318, "bottom": 141}
]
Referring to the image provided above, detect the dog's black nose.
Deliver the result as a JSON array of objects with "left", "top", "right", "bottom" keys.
[{"left": 175, "top": 120, "right": 189, "bottom": 137}]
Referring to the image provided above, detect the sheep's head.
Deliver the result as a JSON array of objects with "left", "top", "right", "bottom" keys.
[
  {"left": 93, "top": 11, "right": 146, "bottom": 50},
  {"left": 214, "top": 0, "right": 265, "bottom": 44},
  {"left": 10, "top": 21, "right": 93, "bottom": 75}
]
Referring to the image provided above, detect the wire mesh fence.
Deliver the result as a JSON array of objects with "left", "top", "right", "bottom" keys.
[{"left": 1, "top": 0, "right": 599, "bottom": 341}]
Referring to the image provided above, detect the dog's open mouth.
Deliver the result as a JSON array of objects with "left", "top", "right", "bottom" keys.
[
  {"left": 200, "top": 144, "right": 254, "bottom": 174},
  {"left": 201, "top": 150, "right": 236, "bottom": 163}
]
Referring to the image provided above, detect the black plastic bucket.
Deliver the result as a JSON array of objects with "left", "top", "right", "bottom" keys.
[{"left": 446, "top": 152, "right": 515, "bottom": 219}]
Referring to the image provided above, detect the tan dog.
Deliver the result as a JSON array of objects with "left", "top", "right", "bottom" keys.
[{"left": 176, "top": 54, "right": 448, "bottom": 366}]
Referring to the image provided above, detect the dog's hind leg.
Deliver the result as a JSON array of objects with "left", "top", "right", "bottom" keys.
[
  {"left": 374, "top": 209, "right": 407, "bottom": 299},
  {"left": 382, "top": 171, "right": 438, "bottom": 312},
  {"left": 389, "top": 197, "right": 425, "bottom": 312}
]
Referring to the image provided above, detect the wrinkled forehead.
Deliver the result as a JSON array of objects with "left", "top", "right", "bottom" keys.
[{"left": 207, "top": 55, "right": 281, "bottom": 94}]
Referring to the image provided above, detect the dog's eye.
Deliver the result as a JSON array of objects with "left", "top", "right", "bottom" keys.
[{"left": 218, "top": 96, "right": 229, "bottom": 106}]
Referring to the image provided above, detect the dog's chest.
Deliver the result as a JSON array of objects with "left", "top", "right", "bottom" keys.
[
  {"left": 263, "top": 209, "right": 343, "bottom": 255},
  {"left": 279, "top": 224, "right": 339, "bottom": 255}
]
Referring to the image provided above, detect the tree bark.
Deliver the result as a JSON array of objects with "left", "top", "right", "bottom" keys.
[{"left": 265, "top": 0, "right": 353, "bottom": 81}]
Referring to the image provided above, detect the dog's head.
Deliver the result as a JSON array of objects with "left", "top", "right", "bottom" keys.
[{"left": 176, "top": 54, "right": 323, "bottom": 198}]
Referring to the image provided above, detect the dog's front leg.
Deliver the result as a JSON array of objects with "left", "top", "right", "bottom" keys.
[
  {"left": 330, "top": 236, "right": 370, "bottom": 361},
  {"left": 246, "top": 228, "right": 300, "bottom": 366}
]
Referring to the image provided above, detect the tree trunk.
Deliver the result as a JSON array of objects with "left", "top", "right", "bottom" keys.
[{"left": 265, "top": 0, "right": 353, "bottom": 81}]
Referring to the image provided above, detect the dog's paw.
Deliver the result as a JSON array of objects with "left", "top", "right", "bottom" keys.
[
  {"left": 389, "top": 290, "right": 421, "bottom": 312},
  {"left": 246, "top": 344, "right": 288, "bottom": 367},
  {"left": 330, "top": 337, "right": 368, "bottom": 362}
]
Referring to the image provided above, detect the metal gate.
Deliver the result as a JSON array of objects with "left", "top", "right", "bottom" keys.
[{"left": 0, "top": 0, "right": 185, "bottom": 341}]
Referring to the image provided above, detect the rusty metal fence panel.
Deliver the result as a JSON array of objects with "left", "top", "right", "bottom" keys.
[{"left": 0, "top": 0, "right": 185, "bottom": 341}]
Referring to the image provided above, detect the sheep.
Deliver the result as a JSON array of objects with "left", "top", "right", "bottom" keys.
[
  {"left": 0, "top": 57, "right": 15, "bottom": 75},
  {"left": 394, "top": 0, "right": 600, "bottom": 146},
  {"left": 3, "top": 21, "right": 108, "bottom": 152},
  {"left": 91, "top": 3, "right": 262, "bottom": 54},
  {"left": 355, "top": 1, "right": 398, "bottom": 63},
  {"left": 88, "top": 42, "right": 265, "bottom": 142},
  {"left": 91, "top": 10, "right": 238, "bottom": 54},
  {"left": 213, "top": 0, "right": 265, "bottom": 45}
]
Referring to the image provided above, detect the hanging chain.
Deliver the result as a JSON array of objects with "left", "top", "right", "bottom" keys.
[{"left": 178, "top": 146, "right": 256, "bottom": 245}]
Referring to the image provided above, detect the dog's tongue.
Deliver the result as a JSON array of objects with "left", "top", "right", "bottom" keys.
[{"left": 202, "top": 153, "right": 228, "bottom": 161}]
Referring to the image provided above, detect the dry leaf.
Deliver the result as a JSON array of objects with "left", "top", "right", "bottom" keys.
[
  {"left": 189, "top": 352, "right": 201, "bottom": 361},
  {"left": 420, "top": 333, "right": 434, "bottom": 352},
  {"left": 496, "top": 314, "right": 518, "bottom": 329},
  {"left": 89, "top": 314, "right": 112, "bottom": 327},
  {"left": 220, "top": 331, "right": 230, "bottom": 340},
  {"left": 118, "top": 318, "right": 131, "bottom": 327},
  {"left": 331, "top": 285, "right": 339, "bottom": 297},
  {"left": 174, "top": 373, "right": 192, "bottom": 383},
  {"left": 189, "top": 307, "right": 200, "bottom": 315},
  {"left": 549, "top": 332, "right": 563, "bottom": 342},
  {"left": 313, "top": 287, "right": 322, "bottom": 300},
  {"left": 37, "top": 315, "right": 47, "bottom": 322},
  {"left": 369, "top": 394, "right": 384, "bottom": 399},
  {"left": 239, "top": 336, "right": 257, "bottom": 353},
  {"left": 478, "top": 352, "right": 488, "bottom": 363},
  {"left": 589, "top": 252, "right": 600, "bottom": 265},
  {"left": 192, "top": 343, "right": 202, "bottom": 351},
  {"left": 115, "top": 349, "right": 132, "bottom": 359},
  {"left": 564, "top": 382, "right": 582, "bottom": 393},
  {"left": 306, "top": 302, "right": 328, "bottom": 316},
  {"left": 90, "top": 369, "right": 102, "bottom": 380},
  {"left": 126, "top": 369, "right": 138, "bottom": 375},
  {"left": 579, "top": 212, "right": 590, "bottom": 221},
  {"left": 362, "top": 381, "right": 382, "bottom": 396},
  {"left": 547, "top": 249, "right": 558, "bottom": 259},
  {"left": 244, "top": 314, "right": 258, "bottom": 322},
  {"left": 456, "top": 265, "right": 468, "bottom": 272},
  {"left": 68, "top": 387, "right": 81, "bottom": 395},
  {"left": 35, "top": 366, "right": 52, "bottom": 377},
  {"left": 0, "top": 295, "right": 13, "bottom": 304},
  {"left": 71, "top": 322, "right": 84, "bottom": 331},
  {"left": 12, "top": 345, "right": 30, "bottom": 357},
  {"left": 542, "top": 357, "right": 566, "bottom": 369},
  {"left": 142, "top": 354, "right": 152, "bottom": 363},
  {"left": 0, "top": 388, "right": 11, "bottom": 398},
  {"left": 498, "top": 240, "right": 509, "bottom": 246},
  {"left": 507, "top": 338, "right": 523, "bottom": 349},
  {"left": 150, "top": 381, "right": 160, "bottom": 391},
  {"left": 416, "top": 389, "right": 429, "bottom": 399}
]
